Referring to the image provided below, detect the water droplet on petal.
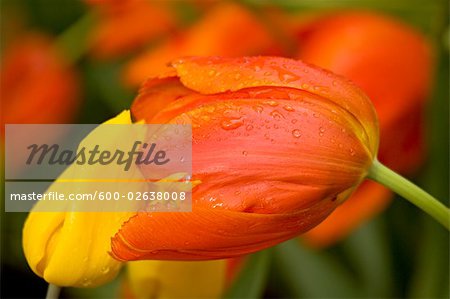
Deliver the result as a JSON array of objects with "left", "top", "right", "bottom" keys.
[
  {"left": 223, "top": 109, "right": 241, "bottom": 119},
  {"left": 270, "top": 110, "right": 284, "bottom": 120},
  {"left": 252, "top": 105, "right": 264, "bottom": 113},
  {"left": 242, "top": 151, "right": 248, "bottom": 156},
  {"left": 264, "top": 100, "right": 279, "bottom": 107},
  {"left": 283, "top": 105, "right": 295, "bottom": 112},
  {"left": 221, "top": 119, "right": 244, "bottom": 130},
  {"left": 292, "top": 129, "right": 302, "bottom": 138},
  {"left": 101, "top": 267, "right": 110, "bottom": 274}
]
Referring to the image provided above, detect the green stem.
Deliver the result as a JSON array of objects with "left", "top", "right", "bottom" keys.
[
  {"left": 45, "top": 284, "right": 61, "bottom": 299},
  {"left": 54, "top": 12, "right": 96, "bottom": 64},
  {"left": 368, "top": 159, "right": 450, "bottom": 230}
]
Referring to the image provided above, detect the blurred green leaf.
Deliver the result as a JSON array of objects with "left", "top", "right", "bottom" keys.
[
  {"left": 223, "top": 249, "right": 272, "bottom": 299},
  {"left": 85, "top": 61, "right": 135, "bottom": 115},
  {"left": 273, "top": 239, "right": 362, "bottom": 298},
  {"left": 342, "top": 218, "right": 394, "bottom": 297}
]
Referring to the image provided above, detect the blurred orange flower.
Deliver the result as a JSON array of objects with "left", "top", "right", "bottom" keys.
[
  {"left": 112, "top": 56, "right": 379, "bottom": 261},
  {"left": 1, "top": 33, "right": 80, "bottom": 126},
  {"left": 86, "top": 0, "right": 176, "bottom": 59},
  {"left": 124, "top": 3, "right": 284, "bottom": 87},
  {"left": 294, "top": 11, "right": 432, "bottom": 246}
]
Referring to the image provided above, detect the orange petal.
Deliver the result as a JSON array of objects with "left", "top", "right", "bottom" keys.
[
  {"left": 112, "top": 198, "right": 337, "bottom": 261},
  {"left": 169, "top": 56, "right": 378, "bottom": 157}
]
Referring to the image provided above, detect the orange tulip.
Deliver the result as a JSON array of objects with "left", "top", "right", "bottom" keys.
[
  {"left": 1, "top": 33, "right": 79, "bottom": 126},
  {"left": 294, "top": 11, "right": 432, "bottom": 246},
  {"left": 87, "top": 0, "right": 176, "bottom": 59},
  {"left": 124, "top": 3, "right": 284, "bottom": 87},
  {"left": 111, "top": 56, "right": 379, "bottom": 261}
]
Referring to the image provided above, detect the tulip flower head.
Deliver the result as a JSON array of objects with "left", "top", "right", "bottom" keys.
[{"left": 113, "top": 56, "right": 379, "bottom": 261}]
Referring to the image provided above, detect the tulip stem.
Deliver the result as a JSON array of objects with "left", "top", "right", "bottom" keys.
[
  {"left": 368, "top": 159, "right": 450, "bottom": 230},
  {"left": 45, "top": 284, "right": 61, "bottom": 299},
  {"left": 54, "top": 12, "right": 96, "bottom": 64}
]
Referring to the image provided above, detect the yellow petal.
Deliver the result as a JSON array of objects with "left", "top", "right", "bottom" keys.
[
  {"left": 23, "top": 110, "right": 138, "bottom": 287},
  {"left": 127, "top": 259, "right": 227, "bottom": 298}
]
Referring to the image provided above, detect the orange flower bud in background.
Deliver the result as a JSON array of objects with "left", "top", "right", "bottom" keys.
[
  {"left": 293, "top": 11, "right": 432, "bottom": 246},
  {"left": 1, "top": 33, "right": 80, "bottom": 126},
  {"left": 86, "top": 0, "right": 176, "bottom": 59},
  {"left": 111, "top": 56, "right": 379, "bottom": 261},
  {"left": 124, "top": 3, "right": 284, "bottom": 87}
]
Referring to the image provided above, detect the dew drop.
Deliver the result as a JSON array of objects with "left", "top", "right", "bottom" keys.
[
  {"left": 242, "top": 151, "right": 248, "bottom": 156},
  {"left": 292, "top": 129, "right": 302, "bottom": 138},
  {"left": 221, "top": 119, "right": 243, "bottom": 130},
  {"left": 101, "top": 267, "right": 110, "bottom": 274},
  {"left": 252, "top": 105, "right": 264, "bottom": 113},
  {"left": 270, "top": 110, "right": 284, "bottom": 120},
  {"left": 246, "top": 124, "right": 254, "bottom": 131},
  {"left": 223, "top": 109, "right": 241, "bottom": 119},
  {"left": 291, "top": 119, "right": 298, "bottom": 124},
  {"left": 264, "top": 100, "right": 279, "bottom": 107},
  {"left": 200, "top": 115, "right": 210, "bottom": 121},
  {"left": 283, "top": 105, "right": 295, "bottom": 112}
]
